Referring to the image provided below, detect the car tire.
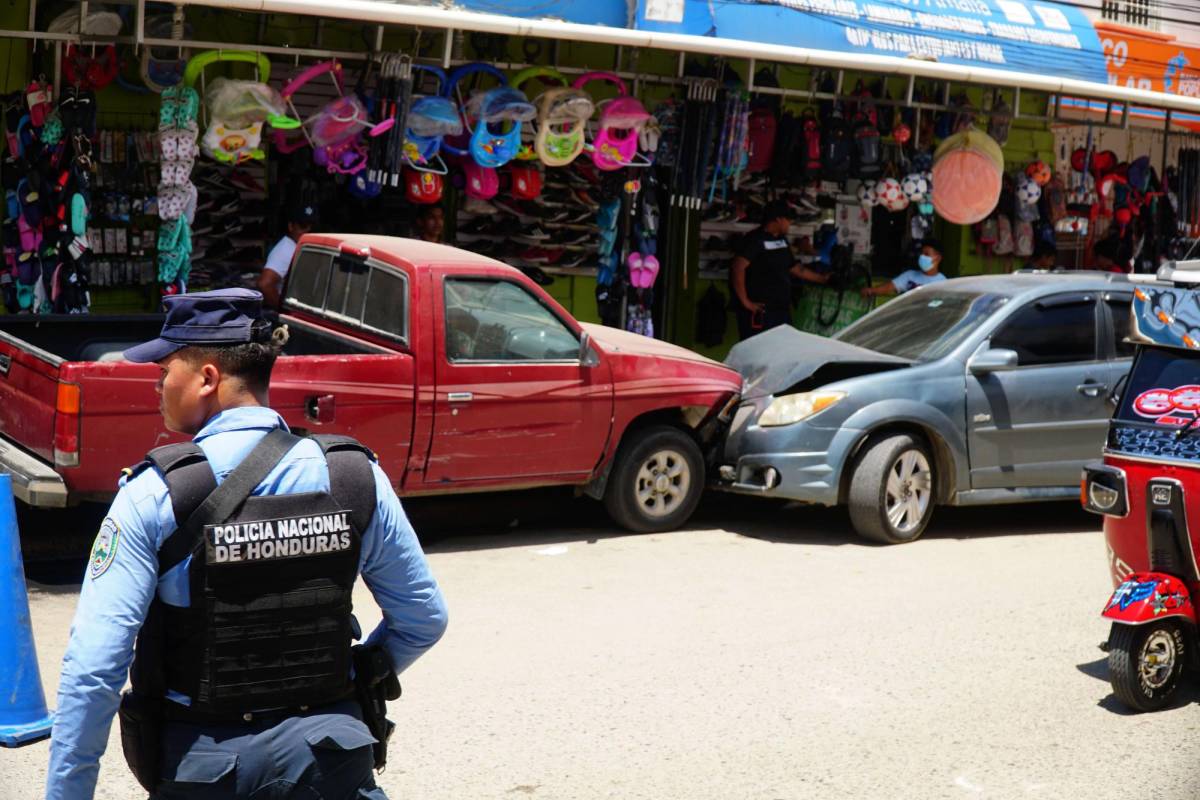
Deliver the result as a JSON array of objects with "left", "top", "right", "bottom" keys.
[
  {"left": 847, "top": 434, "right": 935, "bottom": 544},
  {"left": 603, "top": 425, "right": 704, "bottom": 533},
  {"left": 1108, "top": 621, "right": 1187, "bottom": 712}
]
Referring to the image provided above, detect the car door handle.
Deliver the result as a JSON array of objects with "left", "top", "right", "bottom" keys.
[
  {"left": 1077, "top": 382, "right": 1107, "bottom": 398},
  {"left": 305, "top": 394, "right": 335, "bottom": 424},
  {"left": 447, "top": 392, "right": 474, "bottom": 403}
]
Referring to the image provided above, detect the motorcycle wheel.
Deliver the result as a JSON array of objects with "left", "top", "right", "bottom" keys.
[{"left": 1108, "top": 620, "right": 1187, "bottom": 712}]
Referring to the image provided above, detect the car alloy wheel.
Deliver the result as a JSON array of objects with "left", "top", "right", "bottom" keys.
[
  {"left": 635, "top": 448, "right": 691, "bottom": 519},
  {"left": 884, "top": 449, "right": 932, "bottom": 535}
]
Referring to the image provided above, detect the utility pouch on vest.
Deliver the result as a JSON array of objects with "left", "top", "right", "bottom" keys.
[
  {"left": 118, "top": 689, "right": 162, "bottom": 792},
  {"left": 352, "top": 644, "right": 401, "bottom": 770}
]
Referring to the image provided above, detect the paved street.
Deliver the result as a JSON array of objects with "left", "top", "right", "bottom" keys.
[{"left": 9, "top": 493, "right": 1200, "bottom": 799}]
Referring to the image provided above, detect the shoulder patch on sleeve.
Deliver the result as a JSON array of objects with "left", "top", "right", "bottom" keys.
[{"left": 89, "top": 517, "right": 121, "bottom": 579}]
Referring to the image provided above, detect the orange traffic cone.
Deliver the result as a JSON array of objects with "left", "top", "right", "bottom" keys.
[{"left": 0, "top": 474, "right": 53, "bottom": 746}]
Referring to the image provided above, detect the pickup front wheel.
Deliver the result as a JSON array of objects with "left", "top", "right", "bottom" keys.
[{"left": 603, "top": 426, "right": 704, "bottom": 533}]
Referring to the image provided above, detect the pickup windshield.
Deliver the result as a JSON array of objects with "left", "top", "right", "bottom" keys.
[
  {"left": 835, "top": 289, "right": 1009, "bottom": 362},
  {"left": 1109, "top": 346, "right": 1200, "bottom": 460}
]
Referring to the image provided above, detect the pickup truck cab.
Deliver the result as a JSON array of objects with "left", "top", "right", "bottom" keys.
[{"left": 0, "top": 235, "right": 741, "bottom": 532}]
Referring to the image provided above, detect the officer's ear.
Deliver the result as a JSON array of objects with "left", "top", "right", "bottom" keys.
[{"left": 197, "top": 361, "right": 221, "bottom": 397}]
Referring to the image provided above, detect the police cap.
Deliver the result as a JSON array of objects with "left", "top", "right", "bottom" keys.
[{"left": 123, "top": 288, "right": 269, "bottom": 363}]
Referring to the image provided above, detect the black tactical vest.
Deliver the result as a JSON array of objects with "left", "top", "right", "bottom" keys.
[{"left": 128, "top": 430, "right": 377, "bottom": 719}]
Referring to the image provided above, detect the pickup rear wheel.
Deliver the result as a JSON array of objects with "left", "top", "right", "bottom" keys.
[
  {"left": 603, "top": 426, "right": 704, "bottom": 533},
  {"left": 847, "top": 434, "right": 935, "bottom": 544}
]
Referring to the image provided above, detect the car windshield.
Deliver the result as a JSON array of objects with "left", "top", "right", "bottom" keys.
[{"left": 835, "top": 289, "right": 1010, "bottom": 361}]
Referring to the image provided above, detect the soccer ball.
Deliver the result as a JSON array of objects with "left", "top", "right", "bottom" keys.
[
  {"left": 857, "top": 179, "right": 879, "bottom": 209},
  {"left": 1025, "top": 160, "right": 1052, "bottom": 186},
  {"left": 1016, "top": 175, "right": 1042, "bottom": 206},
  {"left": 876, "top": 178, "right": 909, "bottom": 212},
  {"left": 901, "top": 172, "right": 929, "bottom": 202}
]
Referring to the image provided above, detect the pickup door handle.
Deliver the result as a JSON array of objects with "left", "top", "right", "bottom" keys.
[
  {"left": 305, "top": 394, "right": 336, "bottom": 424},
  {"left": 1076, "top": 382, "right": 1107, "bottom": 398},
  {"left": 447, "top": 392, "right": 474, "bottom": 403}
]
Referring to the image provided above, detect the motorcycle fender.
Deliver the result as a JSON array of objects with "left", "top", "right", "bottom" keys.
[{"left": 1102, "top": 572, "right": 1197, "bottom": 625}]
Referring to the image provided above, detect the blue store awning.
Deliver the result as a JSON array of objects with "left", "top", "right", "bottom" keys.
[{"left": 635, "top": 0, "right": 1108, "bottom": 85}]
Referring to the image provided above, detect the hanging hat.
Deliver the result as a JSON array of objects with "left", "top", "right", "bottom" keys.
[
  {"left": 468, "top": 87, "right": 536, "bottom": 169},
  {"left": 534, "top": 87, "right": 593, "bottom": 168},
  {"left": 593, "top": 97, "right": 649, "bottom": 171}
]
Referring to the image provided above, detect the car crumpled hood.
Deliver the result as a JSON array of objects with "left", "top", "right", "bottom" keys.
[{"left": 725, "top": 325, "right": 911, "bottom": 399}]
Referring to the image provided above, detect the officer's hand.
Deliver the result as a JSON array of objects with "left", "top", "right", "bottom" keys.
[{"left": 743, "top": 300, "right": 766, "bottom": 312}]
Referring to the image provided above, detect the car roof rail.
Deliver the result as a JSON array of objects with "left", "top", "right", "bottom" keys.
[{"left": 1149, "top": 259, "right": 1200, "bottom": 287}]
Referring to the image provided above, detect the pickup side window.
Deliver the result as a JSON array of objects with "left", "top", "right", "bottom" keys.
[
  {"left": 285, "top": 247, "right": 408, "bottom": 343},
  {"left": 990, "top": 295, "right": 1098, "bottom": 366},
  {"left": 287, "top": 249, "right": 333, "bottom": 309},
  {"left": 362, "top": 269, "right": 407, "bottom": 338},
  {"left": 444, "top": 278, "right": 578, "bottom": 362}
]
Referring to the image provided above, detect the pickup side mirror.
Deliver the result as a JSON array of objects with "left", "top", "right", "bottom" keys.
[
  {"left": 579, "top": 331, "right": 600, "bottom": 367},
  {"left": 967, "top": 347, "right": 1019, "bottom": 375}
]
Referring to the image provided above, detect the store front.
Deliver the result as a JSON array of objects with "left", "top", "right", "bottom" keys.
[{"left": 3, "top": 0, "right": 1200, "bottom": 361}]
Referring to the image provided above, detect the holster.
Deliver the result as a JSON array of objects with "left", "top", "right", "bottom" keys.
[
  {"left": 351, "top": 644, "right": 401, "bottom": 771},
  {"left": 118, "top": 690, "right": 163, "bottom": 792}
]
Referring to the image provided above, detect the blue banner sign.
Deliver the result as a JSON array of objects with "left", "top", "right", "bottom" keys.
[{"left": 636, "top": 0, "right": 1107, "bottom": 84}]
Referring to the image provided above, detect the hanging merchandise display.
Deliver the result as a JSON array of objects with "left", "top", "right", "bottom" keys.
[
  {"left": 465, "top": 87, "right": 536, "bottom": 168},
  {"left": 510, "top": 67, "right": 569, "bottom": 162},
  {"left": 573, "top": 73, "right": 652, "bottom": 171},
  {"left": 185, "top": 51, "right": 277, "bottom": 164},
  {"left": 156, "top": 83, "right": 201, "bottom": 293},
  {"left": 931, "top": 128, "right": 1004, "bottom": 225},
  {"left": 403, "top": 66, "right": 459, "bottom": 175}
]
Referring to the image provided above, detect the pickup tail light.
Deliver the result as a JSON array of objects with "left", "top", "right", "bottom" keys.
[
  {"left": 54, "top": 381, "right": 80, "bottom": 467},
  {"left": 1082, "top": 463, "right": 1127, "bottom": 517}
]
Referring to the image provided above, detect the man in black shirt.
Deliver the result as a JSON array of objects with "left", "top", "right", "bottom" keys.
[{"left": 731, "top": 200, "right": 828, "bottom": 340}]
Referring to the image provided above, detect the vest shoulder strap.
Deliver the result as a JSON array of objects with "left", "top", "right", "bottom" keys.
[
  {"left": 148, "top": 443, "right": 217, "bottom": 577},
  {"left": 309, "top": 434, "right": 378, "bottom": 534}
]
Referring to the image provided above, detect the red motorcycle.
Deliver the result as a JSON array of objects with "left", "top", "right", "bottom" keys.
[{"left": 1083, "top": 269, "right": 1200, "bottom": 711}]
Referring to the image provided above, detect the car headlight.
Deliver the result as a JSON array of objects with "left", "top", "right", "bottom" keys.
[{"left": 758, "top": 391, "right": 846, "bottom": 427}]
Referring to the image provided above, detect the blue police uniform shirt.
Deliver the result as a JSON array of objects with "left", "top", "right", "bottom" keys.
[
  {"left": 46, "top": 406, "right": 448, "bottom": 800},
  {"left": 892, "top": 269, "right": 947, "bottom": 293}
]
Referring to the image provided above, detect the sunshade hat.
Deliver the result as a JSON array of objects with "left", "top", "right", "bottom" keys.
[
  {"left": 468, "top": 87, "right": 535, "bottom": 168},
  {"left": 534, "top": 87, "right": 593, "bottom": 167}
]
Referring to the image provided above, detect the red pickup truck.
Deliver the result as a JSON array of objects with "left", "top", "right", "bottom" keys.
[{"left": 0, "top": 235, "right": 741, "bottom": 532}]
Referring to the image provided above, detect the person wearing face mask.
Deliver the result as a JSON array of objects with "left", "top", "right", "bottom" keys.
[{"left": 861, "top": 237, "right": 947, "bottom": 298}]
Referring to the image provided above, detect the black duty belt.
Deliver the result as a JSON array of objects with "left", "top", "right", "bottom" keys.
[{"left": 161, "top": 688, "right": 357, "bottom": 726}]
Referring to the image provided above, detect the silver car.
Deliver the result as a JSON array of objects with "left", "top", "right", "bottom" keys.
[{"left": 719, "top": 272, "right": 1134, "bottom": 544}]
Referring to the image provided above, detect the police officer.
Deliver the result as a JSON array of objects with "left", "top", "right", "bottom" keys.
[{"left": 46, "top": 289, "right": 448, "bottom": 800}]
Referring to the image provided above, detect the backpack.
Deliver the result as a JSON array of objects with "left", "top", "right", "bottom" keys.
[
  {"left": 821, "top": 114, "right": 852, "bottom": 183},
  {"left": 1042, "top": 175, "right": 1068, "bottom": 224},
  {"left": 745, "top": 108, "right": 777, "bottom": 174},
  {"left": 696, "top": 284, "right": 728, "bottom": 347},
  {"left": 1014, "top": 218, "right": 1034, "bottom": 258},
  {"left": 802, "top": 113, "right": 822, "bottom": 180},
  {"left": 852, "top": 115, "right": 882, "bottom": 180},
  {"left": 994, "top": 215, "right": 1015, "bottom": 256}
]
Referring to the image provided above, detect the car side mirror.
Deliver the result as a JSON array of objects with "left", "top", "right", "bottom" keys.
[
  {"left": 967, "top": 347, "right": 1019, "bottom": 375},
  {"left": 579, "top": 331, "right": 600, "bottom": 367}
]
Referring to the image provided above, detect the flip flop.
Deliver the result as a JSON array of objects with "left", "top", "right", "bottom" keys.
[
  {"left": 642, "top": 254, "right": 660, "bottom": 288},
  {"left": 627, "top": 252, "right": 645, "bottom": 288}
]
